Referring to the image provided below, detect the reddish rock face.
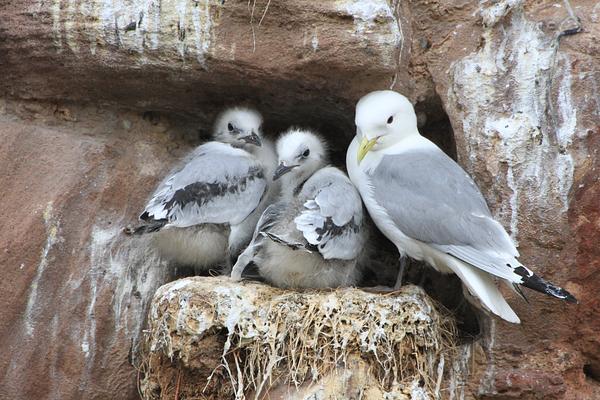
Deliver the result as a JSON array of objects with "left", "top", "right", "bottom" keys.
[
  {"left": 0, "top": 0, "right": 598, "bottom": 399},
  {"left": 0, "top": 104, "right": 183, "bottom": 400},
  {"left": 567, "top": 131, "right": 600, "bottom": 393},
  {"left": 411, "top": 0, "right": 600, "bottom": 398}
]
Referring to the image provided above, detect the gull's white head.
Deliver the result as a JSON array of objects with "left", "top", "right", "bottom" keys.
[
  {"left": 213, "top": 107, "right": 264, "bottom": 151},
  {"left": 354, "top": 90, "right": 419, "bottom": 163},
  {"left": 273, "top": 128, "right": 328, "bottom": 187}
]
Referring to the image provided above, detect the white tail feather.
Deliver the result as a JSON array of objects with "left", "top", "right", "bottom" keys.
[{"left": 447, "top": 257, "right": 520, "bottom": 324}]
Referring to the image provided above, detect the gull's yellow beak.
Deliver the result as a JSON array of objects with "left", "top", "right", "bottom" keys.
[{"left": 357, "top": 137, "right": 378, "bottom": 164}]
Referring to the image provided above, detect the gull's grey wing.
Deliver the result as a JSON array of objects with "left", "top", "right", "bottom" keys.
[
  {"left": 142, "top": 142, "right": 267, "bottom": 228},
  {"left": 294, "top": 167, "right": 364, "bottom": 260},
  {"left": 371, "top": 149, "right": 524, "bottom": 282}
]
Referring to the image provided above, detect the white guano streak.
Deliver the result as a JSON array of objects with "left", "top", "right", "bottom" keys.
[
  {"left": 24, "top": 202, "right": 61, "bottom": 337},
  {"left": 176, "top": 0, "right": 188, "bottom": 58},
  {"left": 51, "top": 0, "right": 63, "bottom": 51},
  {"left": 448, "top": 344, "right": 471, "bottom": 400},
  {"left": 342, "top": 0, "right": 401, "bottom": 66},
  {"left": 52, "top": 0, "right": 213, "bottom": 64},
  {"left": 449, "top": 7, "right": 577, "bottom": 243},
  {"left": 65, "top": 0, "right": 80, "bottom": 52},
  {"left": 311, "top": 29, "right": 319, "bottom": 52},
  {"left": 191, "top": 0, "right": 212, "bottom": 66},
  {"left": 82, "top": 225, "right": 169, "bottom": 364},
  {"left": 554, "top": 53, "right": 576, "bottom": 212},
  {"left": 478, "top": 319, "right": 497, "bottom": 396}
]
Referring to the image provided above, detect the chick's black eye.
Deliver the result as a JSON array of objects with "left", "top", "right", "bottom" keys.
[
  {"left": 227, "top": 123, "right": 234, "bottom": 132},
  {"left": 302, "top": 149, "right": 310, "bottom": 157},
  {"left": 387, "top": 116, "right": 394, "bottom": 124}
]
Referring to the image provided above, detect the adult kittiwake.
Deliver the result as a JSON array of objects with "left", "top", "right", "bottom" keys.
[
  {"left": 231, "top": 128, "right": 365, "bottom": 288},
  {"left": 346, "top": 90, "right": 577, "bottom": 323},
  {"left": 128, "top": 107, "right": 278, "bottom": 273}
]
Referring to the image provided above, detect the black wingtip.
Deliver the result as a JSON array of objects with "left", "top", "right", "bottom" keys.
[
  {"left": 544, "top": 283, "right": 578, "bottom": 304},
  {"left": 514, "top": 267, "right": 578, "bottom": 304},
  {"left": 123, "top": 220, "right": 167, "bottom": 235},
  {"left": 562, "top": 291, "right": 579, "bottom": 304},
  {"left": 512, "top": 283, "right": 530, "bottom": 304},
  {"left": 123, "top": 224, "right": 149, "bottom": 235}
]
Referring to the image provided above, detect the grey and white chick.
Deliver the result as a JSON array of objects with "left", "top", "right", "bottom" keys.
[
  {"left": 128, "top": 107, "right": 278, "bottom": 273},
  {"left": 231, "top": 128, "right": 366, "bottom": 288}
]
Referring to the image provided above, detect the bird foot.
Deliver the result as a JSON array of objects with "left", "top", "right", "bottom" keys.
[
  {"left": 361, "top": 285, "right": 402, "bottom": 294},
  {"left": 392, "top": 255, "right": 408, "bottom": 291},
  {"left": 123, "top": 225, "right": 135, "bottom": 235}
]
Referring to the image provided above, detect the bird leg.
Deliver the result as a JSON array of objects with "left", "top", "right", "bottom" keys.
[
  {"left": 417, "top": 265, "right": 427, "bottom": 287},
  {"left": 230, "top": 245, "right": 255, "bottom": 281},
  {"left": 222, "top": 241, "right": 245, "bottom": 276},
  {"left": 221, "top": 251, "right": 235, "bottom": 276},
  {"left": 393, "top": 255, "right": 408, "bottom": 291}
]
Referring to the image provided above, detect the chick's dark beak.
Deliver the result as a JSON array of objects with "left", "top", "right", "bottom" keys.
[
  {"left": 273, "top": 162, "right": 298, "bottom": 180},
  {"left": 241, "top": 132, "right": 261, "bottom": 147}
]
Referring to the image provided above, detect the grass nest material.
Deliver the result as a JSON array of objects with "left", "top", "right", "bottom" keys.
[{"left": 139, "top": 276, "right": 456, "bottom": 400}]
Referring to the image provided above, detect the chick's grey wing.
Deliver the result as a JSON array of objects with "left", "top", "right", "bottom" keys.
[
  {"left": 294, "top": 169, "right": 364, "bottom": 260},
  {"left": 230, "top": 201, "right": 288, "bottom": 281},
  {"left": 248, "top": 201, "right": 309, "bottom": 252},
  {"left": 371, "top": 150, "right": 522, "bottom": 281},
  {"left": 253, "top": 202, "right": 287, "bottom": 241},
  {"left": 142, "top": 144, "right": 267, "bottom": 228}
]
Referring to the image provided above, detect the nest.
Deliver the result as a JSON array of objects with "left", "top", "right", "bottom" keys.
[{"left": 139, "top": 277, "right": 456, "bottom": 400}]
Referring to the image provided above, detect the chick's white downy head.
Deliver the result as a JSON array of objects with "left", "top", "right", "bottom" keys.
[
  {"left": 273, "top": 128, "right": 328, "bottom": 188},
  {"left": 354, "top": 91, "right": 419, "bottom": 163},
  {"left": 213, "top": 107, "right": 264, "bottom": 151}
]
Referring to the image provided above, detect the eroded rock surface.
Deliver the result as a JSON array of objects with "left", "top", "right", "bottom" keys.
[{"left": 0, "top": 0, "right": 598, "bottom": 399}]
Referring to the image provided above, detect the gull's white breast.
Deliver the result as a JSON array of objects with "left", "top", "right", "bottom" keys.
[{"left": 346, "top": 135, "right": 450, "bottom": 270}]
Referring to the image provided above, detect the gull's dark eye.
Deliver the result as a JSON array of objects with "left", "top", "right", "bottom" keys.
[
  {"left": 302, "top": 149, "right": 310, "bottom": 158},
  {"left": 387, "top": 116, "right": 394, "bottom": 124},
  {"left": 227, "top": 123, "right": 234, "bottom": 132}
]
